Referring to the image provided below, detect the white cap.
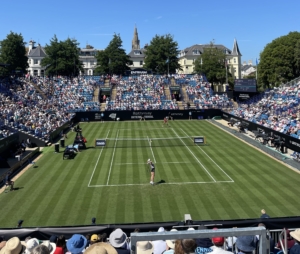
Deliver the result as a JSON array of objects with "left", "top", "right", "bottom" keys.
[{"left": 147, "top": 159, "right": 151, "bottom": 162}]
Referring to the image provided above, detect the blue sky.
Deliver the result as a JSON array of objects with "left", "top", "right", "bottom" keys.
[{"left": 1, "top": 0, "right": 300, "bottom": 64}]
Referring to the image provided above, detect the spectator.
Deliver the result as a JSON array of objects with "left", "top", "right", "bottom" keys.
[
  {"left": 136, "top": 241, "right": 154, "bottom": 254},
  {"left": 0, "top": 240, "right": 6, "bottom": 251},
  {"left": 25, "top": 238, "right": 40, "bottom": 254},
  {"left": 195, "top": 225, "right": 213, "bottom": 254},
  {"left": 176, "top": 239, "right": 197, "bottom": 254},
  {"left": 0, "top": 237, "right": 26, "bottom": 254},
  {"left": 165, "top": 229, "right": 178, "bottom": 254},
  {"left": 152, "top": 227, "right": 167, "bottom": 254},
  {"left": 289, "top": 229, "right": 300, "bottom": 254},
  {"left": 109, "top": 228, "right": 130, "bottom": 254},
  {"left": 85, "top": 242, "right": 118, "bottom": 254},
  {"left": 236, "top": 235, "right": 257, "bottom": 254},
  {"left": 90, "top": 234, "right": 100, "bottom": 245},
  {"left": 41, "top": 241, "right": 56, "bottom": 254},
  {"left": 275, "top": 228, "right": 295, "bottom": 251},
  {"left": 31, "top": 245, "right": 50, "bottom": 254},
  {"left": 53, "top": 235, "right": 66, "bottom": 254},
  {"left": 66, "top": 234, "right": 87, "bottom": 254}
]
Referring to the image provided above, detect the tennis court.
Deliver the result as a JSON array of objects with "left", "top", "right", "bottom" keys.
[{"left": 0, "top": 120, "right": 300, "bottom": 227}]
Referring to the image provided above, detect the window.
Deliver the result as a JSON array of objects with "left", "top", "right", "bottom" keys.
[
  {"left": 34, "top": 59, "right": 38, "bottom": 65},
  {"left": 234, "top": 68, "right": 236, "bottom": 72},
  {"left": 33, "top": 70, "right": 38, "bottom": 76},
  {"left": 184, "top": 60, "right": 186, "bottom": 65},
  {"left": 134, "top": 50, "right": 141, "bottom": 55},
  {"left": 193, "top": 50, "right": 200, "bottom": 55},
  {"left": 186, "top": 66, "right": 188, "bottom": 69},
  {"left": 140, "top": 61, "right": 143, "bottom": 66},
  {"left": 234, "top": 58, "right": 236, "bottom": 63},
  {"left": 90, "top": 62, "right": 94, "bottom": 66},
  {"left": 228, "top": 59, "right": 231, "bottom": 63}
]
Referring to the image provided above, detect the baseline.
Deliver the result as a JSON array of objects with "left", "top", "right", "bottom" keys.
[{"left": 89, "top": 180, "right": 234, "bottom": 187}]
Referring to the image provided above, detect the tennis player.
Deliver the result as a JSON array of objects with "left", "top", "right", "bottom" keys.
[
  {"left": 162, "top": 116, "right": 169, "bottom": 127},
  {"left": 147, "top": 159, "right": 155, "bottom": 185}
]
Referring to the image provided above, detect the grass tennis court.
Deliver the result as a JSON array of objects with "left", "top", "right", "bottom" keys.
[{"left": 0, "top": 120, "right": 300, "bottom": 228}]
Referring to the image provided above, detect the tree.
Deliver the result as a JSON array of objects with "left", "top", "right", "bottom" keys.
[
  {"left": 0, "top": 31, "right": 28, "bottom": 76},
  {"left": 144, "top": 34, "right": 181, "bottom": 74},
  {"left": 258, "top": 32, "right": 300, "bottom": 89},
  {"left": 193, "top": 42, "right": 231, "bottom": 86},
  {"left": 95, "top": 34, "right": 132, "bottom": 75},
  {"left": 41, "top": 35, "right": 83, "bottom": 76}
]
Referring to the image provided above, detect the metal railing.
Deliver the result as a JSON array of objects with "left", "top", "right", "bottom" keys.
[{"left": 131, "top": 227, "right": 267, "bottom": 254}]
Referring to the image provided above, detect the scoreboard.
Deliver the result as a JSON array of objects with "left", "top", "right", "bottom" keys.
[{"left": 234, "top": 79, "right": 257, "bottom": 92}]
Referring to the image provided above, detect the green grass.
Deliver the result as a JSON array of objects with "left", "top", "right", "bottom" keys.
[{"left": 0, "top": 120, "right": 300, "bottom": 228}]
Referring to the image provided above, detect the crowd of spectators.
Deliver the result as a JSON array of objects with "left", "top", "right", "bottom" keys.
[
  {"left": 106, "top": 75, "right": 178, "bottom": 110},
  {"left": 0, "top": 225, "right": 299, "bottom": 254},
  {"left": 229, "top": 82, "right": 300, "bottom": 138},
  {"left": 0, "top": 76, "right": 75, "bottom": 141}
]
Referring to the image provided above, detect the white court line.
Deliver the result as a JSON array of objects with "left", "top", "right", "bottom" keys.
[
  {"left": 180, "top": 128, "right": 234, "bottom": 183},
  {"left": 88, "top": 130, "right": 110, "bottom": 187},
  {"left": 148, "top": 136, "right": 156, "bottom": 163},
  {"left": 106, "top": 130, "right": 119, "bottom": 185},
  {"left": 171, "top": 128, "right": 217, "bottom": 182},
  {"left": 89, "top": 180, "right": 234, "bottom": 187},
  {"left": 114, "top": 161, "right": 190, "bottom": 165},
  {"left": 118, "top": 128, "right": 170, "bottom": 131}
]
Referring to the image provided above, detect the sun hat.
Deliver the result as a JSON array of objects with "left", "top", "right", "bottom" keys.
[
  {"left": 42, "top": 240, "right": 56, "bottom": 254},
  {"left": 158, "top": 227, "right": 165, "bottom": 232},
  {"left": 85, "top": 242, "right": 118, "bottom": 254},
  {"left": 25, "top": 238, "right": 40, "bottom": 254},
  {"left": 0, "top": 237, "right": 25, "bottom": 254},
  {"left": 236, "top": 236, "right": 256, "bottom": 252},
  {"left": 166, "top": 229, "right": 177, "bottom": 249},
  {"left": 109, "top": 229, "right": 127, "bottom": 248},
  {"left": 91, "top": 234, "right": 100, "bottom": 241},
  {"left": 187, "top": 228, "right": 195, "bottom": 231},
  {"left": 147, "top": 159, "right": 151, "bottom": 163},
  {"left": 290, "top": 229, "right": 300, "bottom": 242},
  {"left": 66, "top": 234, "right": 87, "bottom": 254},
  {"left": 136, "top": 241, "right": 154, "bottom": 254}
]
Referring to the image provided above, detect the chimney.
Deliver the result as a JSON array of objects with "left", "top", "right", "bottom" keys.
[{"left": 28, "top": 40, "right": 35, "bottom": 52}]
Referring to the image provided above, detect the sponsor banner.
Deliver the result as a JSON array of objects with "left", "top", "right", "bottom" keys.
[
  {"left": 0, "top": 133, "right": 19, "bottom": 154},
  {"left": 95, "top": 139, "right": 106, "bottom": 147}
]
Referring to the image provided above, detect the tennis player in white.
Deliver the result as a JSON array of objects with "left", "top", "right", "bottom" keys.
[{"left": 147, "top": 159, "right": 155, "bottom": 185}]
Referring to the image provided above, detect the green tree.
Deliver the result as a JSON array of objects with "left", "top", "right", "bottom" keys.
[
  {"left": 95, "top": 34, "right": 132, "bottom": 75},
  {"left": 144, "top": 34, "right": 181, "bottom": 74},
  {"left": 194, "top": 42, "right": 231, "bottom": 86},
  {"left": 42, "top": 35, "right": 83, "bottom": 76},
  {"left": 0, "top": 31, "right": 28, "bottom": 76},
  {"left": 258, "top": 32, "right": 300, "bottom": 89}
]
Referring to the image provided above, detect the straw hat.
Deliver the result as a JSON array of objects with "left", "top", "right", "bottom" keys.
[
  {"left": 290, "top": 229, "right": 300, "bottom": 242},
  {"left": 0, "top": 237, "right": 25, "bottom": 254},
  {"left": 136, "top": 241, "right": 154, "bottom": 254},
  {"left": 85, "top": 242, "right": 117, "bottom": 254}
]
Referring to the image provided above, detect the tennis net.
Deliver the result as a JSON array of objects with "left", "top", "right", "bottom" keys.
[{"left": 103, "top": 136, "right": 194, "bottom": 148}]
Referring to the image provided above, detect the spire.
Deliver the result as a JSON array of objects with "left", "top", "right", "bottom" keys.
[
  {"left": 132, "top": 25, "right": 140, "bottom": 50},
  {"left": 232, "top": 38, "right": 242, "bottom": 56}
]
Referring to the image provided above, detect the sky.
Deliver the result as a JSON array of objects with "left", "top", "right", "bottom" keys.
[{"left": 1, "top": 0, "right": 300, "bottom": 64}]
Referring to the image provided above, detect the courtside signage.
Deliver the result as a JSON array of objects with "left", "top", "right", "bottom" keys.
[
  {"left": 95, "top": 139, "right": 106, "bottom": 147},
  {"left": 194, "top": 136, "right": 206, "bottom": 145}
]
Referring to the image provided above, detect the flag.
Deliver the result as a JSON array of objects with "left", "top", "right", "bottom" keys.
[
  {"left": 256, "top": 58, "right": 259, "bottom": 65},
  {"left": 166, "top": 58, "right": 169, "bottom": 64}
]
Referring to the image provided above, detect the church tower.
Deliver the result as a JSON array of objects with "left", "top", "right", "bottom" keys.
[{"left": 132, "top": 25, "right": 140, "bottom": 50}]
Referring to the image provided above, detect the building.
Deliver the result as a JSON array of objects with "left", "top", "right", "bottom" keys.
[
  {"left": 128, "top": 26, "right": 146, "bottom": 69},
  {"left": 177, "top": 39, "right": 242, "bottom": 79},
  {"left": 79, "top": 45, "right": 100, "bottom": 75},
  {"left": 27, "top": 40, "right": 47, "bottom": 76},
  {"left": 241, "top": 60, "right": 257, "bottom": 78}
]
